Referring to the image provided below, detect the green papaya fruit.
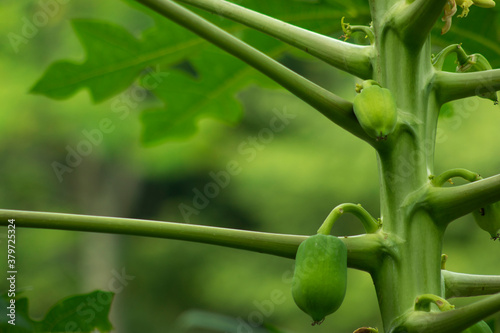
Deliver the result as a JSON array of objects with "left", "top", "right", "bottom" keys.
[
  {"left": 462, "top": 320, "right": 493, "bottom": 333},
  {"left": 473, "top": 202, "right": 500, "bottom": 239},
  {"left": 292, "top": 234, "right": 347, "bottom": 325},
  {"left": 353, "top": 83, "right": 398, "bottom": 141}
]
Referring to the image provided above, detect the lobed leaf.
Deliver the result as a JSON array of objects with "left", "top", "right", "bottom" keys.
[
  {"left": 30, "top": 0, "right": 370, "bottom": 144},
  {"left": 36, "top": 290, "right": 114, "bottom": 333},
  {"left": 0, "top": 291, "right": 114, "bottom": 333}
]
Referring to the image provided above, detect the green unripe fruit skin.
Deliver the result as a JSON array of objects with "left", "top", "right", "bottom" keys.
[
  {"left": 292, "top": 234, "right": 347, "bottom": 324},
  {"left": 353, "top": 85, "right": 398, "bottom": 140},
  {"left": 472, "top": 202, "right": 500, "bottom": 239},
  {"left": 462, "top": 320, "right": 493, "bottom": 333}
]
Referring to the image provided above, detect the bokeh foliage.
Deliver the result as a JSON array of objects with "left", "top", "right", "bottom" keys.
[{"left": 1, "top": 0, "right": 500, "bottom": 332}]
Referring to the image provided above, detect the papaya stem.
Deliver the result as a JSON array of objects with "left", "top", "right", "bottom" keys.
[
  {"left": 0, "top": 209, "right": 386, "bottom": 272},
  {"left": 441, "top": 254, "right": 448, "bottom": 270},
  {"left": 175, "top": 0, "right": 373, "bottom": 78},
  {"left": 403, "top": 292, "right": 500, "bottom": 332},
  {"left": 317, "top": 203, "right": 380, "bottom": 235},
  {"left": 350, "top": 25, "right": 375, "bottom": 45},
  {"left": 424, "top": 174, "right": 500, "bottom": 224},
  {"left": 443, "top": 270, "right": 500, "bottom": 298},
  {"left": 432, "top": 44, "right": 468, "bottom": 70},
  {"left": 435, "top": 69, "right": 500, "bottom": 104},
  {"left": 430, "top": 168, "right": 482, "bottom": 187},
  {"left": 395, "top": 0, "right": 449, "bottom": 49},
  {"left": 414, "top": 294, "right": 455, "bottom": 312},
  {"left": 341, "top": 17, "right": 375, "bottom": 45}
]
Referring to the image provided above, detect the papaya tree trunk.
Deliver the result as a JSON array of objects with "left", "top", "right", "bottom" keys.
[{"left": 370, "top": 1, "right": 447, "bottom": 330}]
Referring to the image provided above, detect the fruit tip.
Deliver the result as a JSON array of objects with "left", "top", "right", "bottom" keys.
[{"left": 312, "top": 318, "right": 325, "bottom": 326}]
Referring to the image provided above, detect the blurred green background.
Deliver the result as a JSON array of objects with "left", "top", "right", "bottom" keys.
[{"left": 1, "top": 0, "right": 500, "bottom": 332}]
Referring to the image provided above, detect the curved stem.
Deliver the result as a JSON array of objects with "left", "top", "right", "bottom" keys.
[
  {"left": 134, "top": 0, "right": 373, "bottom": 143},
  {"left": 432, "top": 44, "right": 465, "bottom": 71},
  {"left": 455, "top": 47, "right": 474, "bottom": 68},
  {"left": 0, "top": 209, "right": 384, "bottom": 271},
  {"left": 175, "top": 0, "right": 373, "bottom": 78},
  {"left": 317, "top": 203, "right": 380, "bottom": 235},
  {"left": 341, "top": 17, "right": 375, "bottom": 45},
  {"left": 443, "top": 270, "right": 500, "bottom": 298},
  {"left": 431, "top": 168, "right": 481, "bottom": 187},
  {"left": 402, "top": 292, "right": 500, "bottom": 333},
  {"left": 350, "top": 26, "right": 375, "bottom": 45},
  {"left": 414, "top": 294, "right": 455, "bottom": 312}
]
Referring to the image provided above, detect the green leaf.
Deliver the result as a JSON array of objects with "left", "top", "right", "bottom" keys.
[
  {"left": 30, "top": 0, "right": 370, "bottom": 143},
  {"left": 140, "top": 47, "right": 249, "bottom": 143},
  {"left": 29, "top": 0, "right": 500, "bottom": 143},
  {"left": 36, "top": 290, "right": 114, "bottom": 333},
  {"left": 0, "top": 296, "right": 35, "bottom": 333},
  {"left": 31, "top": 19, "right": 145, "bottom": 102},
  {"left": 137, "top": 1, "right": 371, "bottom": 144},
  {"left": 30, "top": 17, "right": 206, "bottom": 103},
  {"left": 0, "top": 291, "right": 114, "bottom": 333}
]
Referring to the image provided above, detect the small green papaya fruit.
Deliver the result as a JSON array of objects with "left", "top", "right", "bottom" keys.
[
  {"left": 292, "top": 234, "right": 347, "bottom": 325},
  {"left": 462, "top": 320, "right": 493, "bottom": 333},
  {"left": 472, "top": 202, "right": 500, "bottom": 239},
  {"left": 353, "top": 83, "right": 398, "bottom": 141}
]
